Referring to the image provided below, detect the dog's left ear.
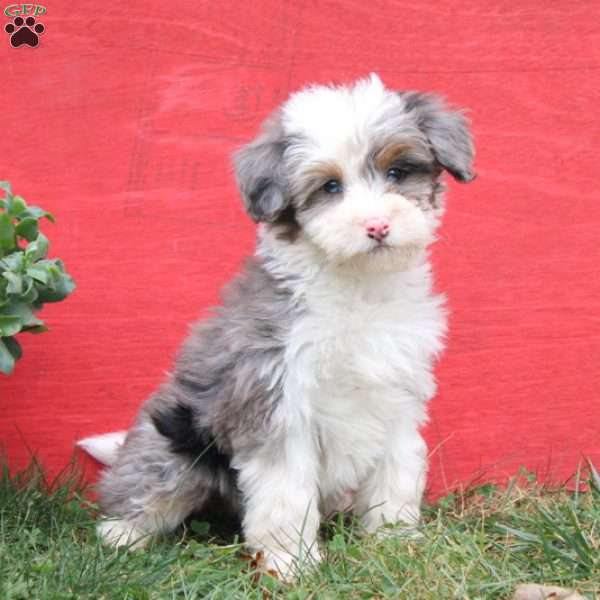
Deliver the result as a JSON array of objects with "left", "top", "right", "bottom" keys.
[
  {"left": 233, "top": 114, "right": 290, "bottom": 223},
  {"left": 402, "top": 92, "right": 476, "bottom": 183}
]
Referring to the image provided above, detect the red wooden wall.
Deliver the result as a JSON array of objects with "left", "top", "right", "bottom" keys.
[{"left": 1, "top": 1, "right": 599, "bottom": 495}]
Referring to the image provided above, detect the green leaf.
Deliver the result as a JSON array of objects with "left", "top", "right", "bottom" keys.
[
  {"left": 494, "top": 524, "right": 541, "bottom": 543},
  {"left": 3, "top": 271, "right": 23, "bottom": 295},
  {"left": 3, "top": 336, "right": 22, "bottom": 360},
  {"left": 15, "top": 218, "right": 39, "bottom": 242},
  {"left": 328, "top": 533, "right": 346, "bottom": 552},
  {"left": 9, "top": 195, "right": 26, "bottom": 216},
  {"left": 0, "top": 315, "right": 23, "bottom": 336},
  {"left": 4, "top": 274, "right": 22, "bottom": 297},
  {"left": 0, "top": 181, "right": 12, "bottom": 195},
  {"left": 37, "top": 273, "right": 75, "bottom": 303},
  {"left": 25, "top": 232, "right": 49, "bottom": 261},
  {"left": 190, "top": 520, "right": 211, "bottom": 536},
  {"left": 19, "top": 276, "right": 38, "bottom": 304},
  {"left": 0, "top": 338, "right": 16, "bottom": 374},
  {"left": 22, "top": 324, "right": 48, "bottom": 334},
  {"left": 26, "top": 266, "right": 49, "bottom": 285},
  {"left": 0, "top": 212, "right": 16, "bottom": 255},
  {"left": 0, "top": 252, "right": 24, "bottom": 273},
  {"left": 0, "top": 301, "right": 43, "bottom": 327},
  {"left": 21, "top": 206, "right": 55, "bottom": 223}
]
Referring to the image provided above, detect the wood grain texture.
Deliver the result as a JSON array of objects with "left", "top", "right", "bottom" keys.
[{"left": 1, "top": 0, "right": 599, "bottom": 494}]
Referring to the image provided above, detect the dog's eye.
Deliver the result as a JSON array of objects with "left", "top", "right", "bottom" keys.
[
  {"left": 386, "top": 167, "right": 409, "bottom": 183},
  {"left": 323, "top": 179, "right": 343, "bottom": 194}
]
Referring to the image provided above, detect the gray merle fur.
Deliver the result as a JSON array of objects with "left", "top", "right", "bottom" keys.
[
  {"left": 98, "top": 257, "right": 300, "bottom": 526},
  {"left": 401, "top": 91, "right": 475, "bottom": 183}
]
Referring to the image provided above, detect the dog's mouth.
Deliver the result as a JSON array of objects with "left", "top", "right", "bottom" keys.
[{"left": 367, "top": 242, "right": 394, "bottom": 254}]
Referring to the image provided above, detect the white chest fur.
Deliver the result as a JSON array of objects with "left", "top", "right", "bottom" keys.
[{"left": 282, "top": 259, "right": 446, "bottom": 504}]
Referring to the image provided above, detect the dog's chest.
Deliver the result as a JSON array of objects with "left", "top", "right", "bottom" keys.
[{"left": 285, "top": 267, "right": 445, "bottom": 494}]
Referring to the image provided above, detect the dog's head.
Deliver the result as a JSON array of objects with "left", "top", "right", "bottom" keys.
[{"left": 234, "top": 74, "right": 475, "bottom": 272}]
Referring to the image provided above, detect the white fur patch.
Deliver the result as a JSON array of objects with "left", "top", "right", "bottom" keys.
[
  {"left": 260, "top": 227, "right": 446, "bottom": 533},
  {"left": 77, "top": 431, "right": 126, "bottom": 465},
  {"left": 282, "top": 74, "right": 405, "bottom": 157},
  {"left": 96, "top": 518, "right": 148, "bottom": 548},
  {"left": 276, "top": 74, "right": 441, "bottom": 272}
]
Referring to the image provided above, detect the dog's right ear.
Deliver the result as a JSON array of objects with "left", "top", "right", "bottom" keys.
[{"left": 233, "top": 114, "right": 290, "bottom": 223}]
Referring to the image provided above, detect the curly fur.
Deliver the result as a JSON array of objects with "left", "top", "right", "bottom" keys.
[{"left": 83, "top": 73, "right": 475, "bottom": 579}]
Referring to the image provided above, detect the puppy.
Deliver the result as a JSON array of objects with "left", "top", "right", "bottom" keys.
[{"left": 87, "top": 74, "right": 475, "bottom": 578}]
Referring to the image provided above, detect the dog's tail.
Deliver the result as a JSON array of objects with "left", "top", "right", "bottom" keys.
[{"left": 77, "top": 431, "right": 127, "bottom": 466}]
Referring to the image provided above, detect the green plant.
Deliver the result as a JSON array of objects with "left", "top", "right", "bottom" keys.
[
  {"left": 1, "top": 458, "right": 598, "bottom": 599},
  {"left": 0, "top": 181, "right": 75, "bottom": 374}
]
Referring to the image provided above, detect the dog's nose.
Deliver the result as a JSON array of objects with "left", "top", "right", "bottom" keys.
[{"left": 364, "top": 217, "right": 390, "bottom": 242}]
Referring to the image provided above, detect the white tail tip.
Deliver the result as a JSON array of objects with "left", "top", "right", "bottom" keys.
[{"left": 77, "top": 431, "right": 127, "bottom": 466}]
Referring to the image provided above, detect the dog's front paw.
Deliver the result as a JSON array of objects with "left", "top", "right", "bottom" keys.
[
  {"left": 96, "top": 518, "right": 149, "bottom": 549},
  {"left": 362, "top": 502, "right": 421, "bottom": 534},
  {"left": 249, "top": 545, "right": 321, "bottom": 582}
]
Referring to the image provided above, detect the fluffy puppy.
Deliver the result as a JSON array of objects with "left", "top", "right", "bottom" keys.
[{"left": 87, "top": 74, "right": 475, "bottom": 578}]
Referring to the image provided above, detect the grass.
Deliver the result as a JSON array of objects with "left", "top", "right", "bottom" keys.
[{"left": 0, "top": 460, "right": 598, "bottom": 599}]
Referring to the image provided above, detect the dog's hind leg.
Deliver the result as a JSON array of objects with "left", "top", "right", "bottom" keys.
[{"left": 96, "top": 417, "right": 224, "bottom": 548}]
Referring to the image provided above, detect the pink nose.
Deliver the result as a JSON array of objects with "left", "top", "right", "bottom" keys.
[{"left": 364, "top": 217, "right": 390, "bottom": 242}]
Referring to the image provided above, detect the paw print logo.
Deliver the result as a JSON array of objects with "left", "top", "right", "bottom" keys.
[{"left": 4, "top": 16, "right": 45, "bottom": 48}]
